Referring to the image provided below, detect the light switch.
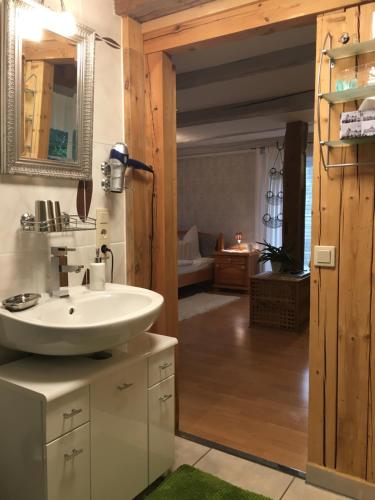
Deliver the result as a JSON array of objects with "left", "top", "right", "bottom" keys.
[{"left": 314, "top": 246, "right": 336, "bottom": 268}]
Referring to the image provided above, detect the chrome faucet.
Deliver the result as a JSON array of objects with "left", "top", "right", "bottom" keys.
[{"left": 50, "top": 247, "right": 84, "bottom": 298}]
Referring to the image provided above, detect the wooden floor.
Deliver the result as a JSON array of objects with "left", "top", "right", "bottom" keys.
[{"left": 178, "top": 294, "right": 309, "bottom": 472}]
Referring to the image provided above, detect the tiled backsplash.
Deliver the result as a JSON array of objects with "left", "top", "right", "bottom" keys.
[{"left": 0, "top": 0, "right": 125, "bottom": 364}]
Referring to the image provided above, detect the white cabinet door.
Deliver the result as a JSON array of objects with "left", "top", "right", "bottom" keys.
[
  {"left": 46, "top": 423, "right": 90, "bottom": 500},
  {"left": 91, "top": 359, "right": 148, "bottom": 500},
  {"left": 148, "top": 375, "right": 175, "bottom": 484}
]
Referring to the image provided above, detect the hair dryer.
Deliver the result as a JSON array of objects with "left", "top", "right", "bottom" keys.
[{"left": 102, "top": 142, "right": 153, "bottom": 193}]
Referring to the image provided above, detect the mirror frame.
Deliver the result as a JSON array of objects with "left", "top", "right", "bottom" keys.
[{"left": 1, "top": 0, "right": 95, "bottom": 180}]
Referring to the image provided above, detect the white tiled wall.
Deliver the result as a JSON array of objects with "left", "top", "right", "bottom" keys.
[{"left": 0, "top": 0, "right": 125, "bottom": 364}]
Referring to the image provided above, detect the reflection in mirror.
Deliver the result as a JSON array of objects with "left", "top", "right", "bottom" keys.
[{"left": 21, "top": 30, "right": 78, "bottom": 163}]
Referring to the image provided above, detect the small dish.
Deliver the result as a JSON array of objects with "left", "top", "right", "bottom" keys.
[{"left": 2, "top": 293, "right": 41, "bottom": 312}]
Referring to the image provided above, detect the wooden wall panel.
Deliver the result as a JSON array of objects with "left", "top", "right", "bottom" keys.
[{"left": 310, "top": 2, "right": 375, "bottom": 484}]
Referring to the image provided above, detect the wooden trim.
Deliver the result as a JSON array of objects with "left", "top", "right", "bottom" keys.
[
  {"left": 142, "top": 0, "right": 371, "bottom": 54},
  {"left": 178, "top": 90, "right": 314, "bottom": 128},
  {"left": 176, "top": 43, "right": 316, "bottom": 90},
  {"left": 307, "top": 463, "right": 375, "bottom": 499}
]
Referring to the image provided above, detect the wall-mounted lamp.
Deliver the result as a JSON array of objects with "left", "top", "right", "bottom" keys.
[
  {"left": 101, "top": 142, "right": 153, "bottom": 193},
  {"left": 19, "top": 0, "right": 77, "bottom": 42}
]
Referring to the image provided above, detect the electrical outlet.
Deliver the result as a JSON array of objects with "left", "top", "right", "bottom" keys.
[{"left": 96, "top": 208, "right": 110, "bottom": 251}]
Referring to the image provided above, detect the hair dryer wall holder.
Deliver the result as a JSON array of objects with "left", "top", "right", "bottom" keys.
[{"left": 101, "top": 161, "right": 134, "bottom": 193}]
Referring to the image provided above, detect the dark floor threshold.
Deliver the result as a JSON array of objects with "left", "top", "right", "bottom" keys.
[{"left": 177, "top": 430, "right": 306, "bottom": 480}]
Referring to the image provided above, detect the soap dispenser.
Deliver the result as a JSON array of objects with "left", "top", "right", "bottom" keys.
[{"left": 90, "top": 249, "right": 106, "bottom": 291}]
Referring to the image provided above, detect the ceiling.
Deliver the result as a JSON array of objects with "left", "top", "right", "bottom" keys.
[
  {"left": 114, "top": 0, "right": 212, "bottom": 21},
  {"left": 173, "top": 24, "right": 317, "bottom": 156}
]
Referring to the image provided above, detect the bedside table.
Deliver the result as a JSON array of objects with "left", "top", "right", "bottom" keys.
[{"left": 214, "top": 251, "right": 259, "bottom": 292}]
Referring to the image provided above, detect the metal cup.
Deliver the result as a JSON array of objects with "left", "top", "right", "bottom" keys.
[
  {"left": 54, "top": 201, "right": 63, "bottom": 232},
  {"left": 35, "top": 200, "right": 49, "bottom": 232},
  {"left": 47, "top": 200, "right": 56, "bottom": 232}
]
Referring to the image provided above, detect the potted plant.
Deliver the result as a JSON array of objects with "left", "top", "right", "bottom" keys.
[{"left": 256, "top": 240, "right": 294, "bottom": 273}]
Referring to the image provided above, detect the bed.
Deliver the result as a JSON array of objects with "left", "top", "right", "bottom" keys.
[{"left": 178, "top": 230, "right": 218, "bottom": 289}]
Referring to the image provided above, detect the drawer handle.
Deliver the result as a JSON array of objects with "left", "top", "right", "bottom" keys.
[
  {"left": 160, "top": 362, "right": 172, "bottom": 370},
  {"left": 117, "top": 382, "right": 134, "bottom": 391},
  {"left": 159, "top": 394, "right": 173, "bottom": 402},
  {"left": 64, "top": 448, "right": 83, "bottom": 461},
  {"left": 63, "top": 408, "right": 83, "bottom": 419}
]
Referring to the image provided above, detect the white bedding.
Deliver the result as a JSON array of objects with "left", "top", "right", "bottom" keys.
[{"left": 178, "top": 257, "right": 214, "bottom": 275}]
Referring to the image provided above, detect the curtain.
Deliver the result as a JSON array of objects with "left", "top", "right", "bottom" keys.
[
  {"left": 253, "top": 146, "right": 284, "bottom": 271},
  {"left": 253, "top": 146, "right": 283, "bottom": 248}
]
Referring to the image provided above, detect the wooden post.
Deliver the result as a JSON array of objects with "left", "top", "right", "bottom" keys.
[
  {"left": 282, "top": 121, "right": 308, "bottom": 269},
  {"left": 144, "top": 51, "right": 178, "bottom": 338},
  {"left": 123, "top": 17, "right": 152, "bottom": 288},
  {"left": 23, "top": 61, "right": 54, "bottom": 159}
]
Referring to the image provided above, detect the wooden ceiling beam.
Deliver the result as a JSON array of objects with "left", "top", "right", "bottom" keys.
[
  {"left": 142, "top": 0, "right": 371, "bottom": 54},
  {"left": 177, "top": 90, "right": 314, "bottom": 128},
  {"left": 22, "top": 40, "right": 77, "bottom": 62},
  {"left": 176, "top": 42, "right": 315, "bottom": 90},
  {"left": 114, "top": 0, "right": 212, "bottom": 22}
]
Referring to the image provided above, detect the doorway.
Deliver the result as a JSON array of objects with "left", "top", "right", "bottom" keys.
[
  {"left": 174, "top": 24, "right": 315, "bottom": 472},
  {"left": 124, "top": 2, "right": 375, "bottom": 493}
]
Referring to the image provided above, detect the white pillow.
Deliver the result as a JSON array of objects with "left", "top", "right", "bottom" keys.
[
  {"left": 178, "top": 240, "right": 187, "bottom": 260},
  {"left": 182, "top": 226, "right": 201, "bottom": 260}
]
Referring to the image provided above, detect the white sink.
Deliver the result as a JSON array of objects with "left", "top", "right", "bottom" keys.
[{"left": 0, "top": 284, "right": 164, "bottom": 356}]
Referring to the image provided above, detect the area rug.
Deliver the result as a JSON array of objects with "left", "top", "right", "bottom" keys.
[
  {"left": 146, "top": 464, "right": 271, "bottom": 500},
  {"left": 178, "top": 293, "right": 240, "bottom": 321}
]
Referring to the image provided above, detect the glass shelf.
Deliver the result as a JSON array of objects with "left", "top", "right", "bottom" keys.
[
  {"left": 324, "top": 39, "right": 375, "bottom": 60},
  {"left": 322, "top": 137, "right": 375, "bottom": 148},
  {"left": 320, "top": 85, "right": 375, "bottom": 103}
]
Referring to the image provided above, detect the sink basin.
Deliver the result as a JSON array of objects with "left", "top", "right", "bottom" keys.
[{"left": 0, "top": 284, "right": 164, "bottom": 355}]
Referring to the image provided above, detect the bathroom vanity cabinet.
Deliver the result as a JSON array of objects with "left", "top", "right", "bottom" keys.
[{"left": 0, "top": 332, "right": 177, "bottom": 500}]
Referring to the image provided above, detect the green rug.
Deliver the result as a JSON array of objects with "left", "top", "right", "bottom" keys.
[{"left": 146, "top": 465, "right": 271, "bottom": 500}]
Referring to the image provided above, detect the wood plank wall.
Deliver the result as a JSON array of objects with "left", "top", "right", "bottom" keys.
[{"left": 309, "top": 2, "right": 375, "bottom": 482}]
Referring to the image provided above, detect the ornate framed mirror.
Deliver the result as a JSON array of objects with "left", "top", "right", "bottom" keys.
[{"left": 1, "top": 0, "right": 95, "bottom": 179}]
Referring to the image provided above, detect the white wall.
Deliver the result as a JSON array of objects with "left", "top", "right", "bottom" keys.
[
  {"left": 178, "top": 151, "right": 264, "bottom": 247},
  {"left": 0, "top": 0, "right": 125, "bottom": 364}
]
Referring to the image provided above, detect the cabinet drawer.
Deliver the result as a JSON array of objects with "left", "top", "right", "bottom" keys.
[
  {"left": 46, "top": 422, "right": 90, "bottom": 500},
  {"left": 148, "top": 348, "right": 175, "bottom": 388},
  {"left": 215, "top": 264, "right": 248, "bottom": 287},
  {"left": 148, "top": 376, "right": 175, "bottom": 484},
  {"left": 46, "top": 387, "right": 89, "bottom": 443},
  {"left": 216, "top": 255, "right": 248, "bottom": 265}
]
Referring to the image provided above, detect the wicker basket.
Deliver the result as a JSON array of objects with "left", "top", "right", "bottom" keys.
[{"left": 249, "top": 272, "right": 310, "bottom": 331}]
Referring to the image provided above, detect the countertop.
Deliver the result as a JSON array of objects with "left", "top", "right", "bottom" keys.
[{"left": 0, "top": 332, "right": 178, "bottom": 401}]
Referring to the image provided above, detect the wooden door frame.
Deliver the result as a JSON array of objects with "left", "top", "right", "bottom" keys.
[
  {"left": 122, "top": 0, "right": 372, "bottom": 478},
  {"left": 123, "top": 0, "right": 371, "bottom": 333}
]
